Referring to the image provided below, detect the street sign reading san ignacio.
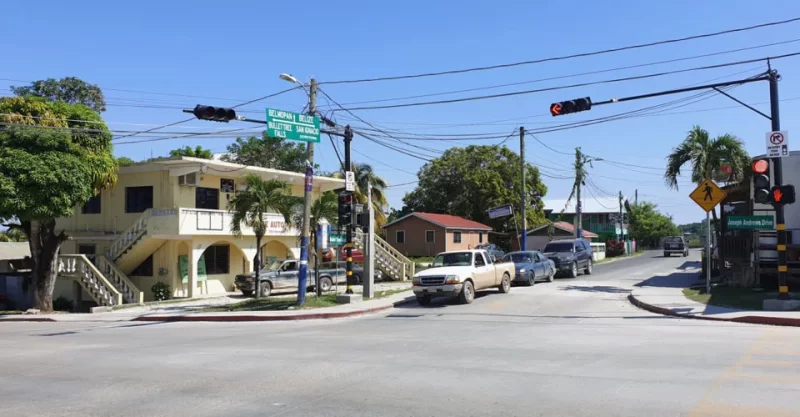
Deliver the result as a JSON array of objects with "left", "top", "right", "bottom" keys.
[{"left": 266, "top": 108, "right": 321, "bottom": 143}]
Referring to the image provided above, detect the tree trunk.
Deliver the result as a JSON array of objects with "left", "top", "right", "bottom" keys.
[
  {"left": 254, "top": 234, "right": 262, "bottom": 299},
  {"left": 29, "top": 220, "right": 66, "bottom": 312}
]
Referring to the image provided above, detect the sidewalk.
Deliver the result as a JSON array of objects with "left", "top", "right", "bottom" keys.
[
  {"left": 629, "top": 268, "right": 800, "bottom": 327},
  {"left": 0, "top": 290, "right": 416, "bottom": 323}
]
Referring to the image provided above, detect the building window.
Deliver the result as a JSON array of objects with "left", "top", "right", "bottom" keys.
[
  {"left": 78, "top": 244, "right": 96, "bottom": 265},
  {"left": 130, "top": 255, "right": 154, "bottom": 276},
  {"left": 125, "top": 186, "right": 153, "bottom": 213},
  {"left": 479, "top": 232, "right": 484, "bottom": 243},
  {"left": 396, "top": 230, "right": 406, "bottom": 244},
  {"left": 425, "top": 230, "right": 435, "bottom": 243},
  {"left": 195, "top": 187, "right": 219, "bottom": 210},
  {"left": 81, "top": 194, "right": 101, "bottom": 214},
  {"left": 204, "top": 245, "right": 230, "bottom": 275},
  {"left": 453, "top": 231, "right": 462, "bottom": 243}
]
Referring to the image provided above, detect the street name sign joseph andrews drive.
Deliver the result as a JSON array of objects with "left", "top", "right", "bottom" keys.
[
  {"left": 266, "top": 108, "right": 321, "bottom": 143},
  {"left": 726, "top": 215, "right": 775, "bottom": 230}
]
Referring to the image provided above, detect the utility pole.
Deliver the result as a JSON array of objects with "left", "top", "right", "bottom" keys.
[
  {"left": 296, "top": 78, "right": 317, "bottom": 306},
  {"left": 635, "top": 189, "right": 638, "bottom": 205},
  {"left": 520, "top": 126, "right": 527, "bottom": 251},
  {"left": 768, "top": 68, "right": 790, "bottom": 300},
  {"left": 618, "top": 191, "right": 624, "bottom": 242},
  {"left": 343, "top": 126, "right": 355, "bottom": 295},
  {"left": 364, "top": 182, "right": 375, "bottom": 299},
  {"left": 574, "top": 147, "right": 585, "bottom": 239}
]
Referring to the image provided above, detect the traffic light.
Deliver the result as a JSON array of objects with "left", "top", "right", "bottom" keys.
[
  {"left": 549, "top": 97, "right": 592, "bottom": 117},
  {"left": 752, "top": 159, "right": 771, "bottom": 204},
  {"left": 771, "top": 185, "right": 796, "bottom": 206},
  {"left": 192, "top": 105, "right": 237, "bottom": 122},
  {"left": 338, "top": 191, "right": 354, "bottom": 227}
]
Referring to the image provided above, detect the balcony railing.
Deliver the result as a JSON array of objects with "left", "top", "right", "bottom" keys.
[{"left": 148, "top": 208, "right": 299, "bottom": 237}]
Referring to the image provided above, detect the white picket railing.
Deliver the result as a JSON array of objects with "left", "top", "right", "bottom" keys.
[
  {"left": 354, "top": 230, "right": 415, "bottom": 281},
  {"left": 106, "top": 209, "right": 153, "bottom": 261},
  {"left": 58, "top": 255, "right": 123, "bottom": 307},
  {"left": 98, "top": 255, "right": 144, "bottom": 304}
]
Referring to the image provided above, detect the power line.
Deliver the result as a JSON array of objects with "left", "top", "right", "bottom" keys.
[
  {"left": 336, "top": 53, "right": 796, "bottom": 112},
  {"left": 385, "top": 180, "right": 420, "bottom": 188},
  {"left": 319, "top": 38, "right": 800, "bottom": 107},
  {"left": 321, "top": 17, "right": 800, "bottom": 85}
]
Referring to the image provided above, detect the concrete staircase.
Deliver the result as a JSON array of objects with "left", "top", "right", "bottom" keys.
[
  {"left": 354, "top": 230, "right": 415, "bottom": 281},
  {"left": 58, "top": 255, "right": 123, "bottom": 307}
]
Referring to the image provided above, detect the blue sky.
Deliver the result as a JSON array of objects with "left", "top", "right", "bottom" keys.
[{"left": 2, "top": 0, "right": 800, "bottom": 225}]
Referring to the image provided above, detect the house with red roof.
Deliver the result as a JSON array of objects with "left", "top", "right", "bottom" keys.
[
  {"left": 518, "top": 221, "right": 598, "bottom": 252},
  {"left": 382, "top": 212, "right": 493, "bottom": 257}
]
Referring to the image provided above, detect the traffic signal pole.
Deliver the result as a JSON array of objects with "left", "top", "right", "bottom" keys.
[
  {"left": 768, "top": 69, "right": 790, "bottom": 300},
  {"left": 343, "top": 126, "right": 355, "bottom": 295},
  {"left": 520, "top": 126, "right": 527, "bottom": 251}
]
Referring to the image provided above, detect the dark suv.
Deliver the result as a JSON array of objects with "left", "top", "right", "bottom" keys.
[
  {"left": 663, "top": 236, "right": 689, "bottom": 257},
  {"left": 542, "top": 239, "right": 593, "bottom": 278}
]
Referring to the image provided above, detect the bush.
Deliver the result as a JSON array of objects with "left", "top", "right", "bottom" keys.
[
  {"left": 151, "top": 282, "right": 171, "bottom": 301},
  {"left": 52, "top": 296, "right": 74, "bottom": 312},
  {"left": 606, "top": 240, "right": 626, "bottom": 257}
]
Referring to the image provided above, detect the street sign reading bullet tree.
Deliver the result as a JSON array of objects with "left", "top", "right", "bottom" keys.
[{"left": 266, "top": 108, "right": 321, "bottom": 143}]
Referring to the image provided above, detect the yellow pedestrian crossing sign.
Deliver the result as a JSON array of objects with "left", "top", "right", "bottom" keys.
[{"left": 690, "top": 179, "right": 727, "bottom": 212}]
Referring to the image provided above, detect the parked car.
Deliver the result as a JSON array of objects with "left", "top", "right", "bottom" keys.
[
  {"left": 542, "top": 239, "right": 593, "bottom": 278},
  {"left": 412, "top": 249, "right": 515, "bottom": 305},
  {"left": 502, "top": 251, "right": 555, "bottom": 286},
  {"left": 234, "top": 259, "right": 343, "bottom": 297},
  {"left": 321, "top": 246, "right": 364, "bottom": 263},
  {"left": 320, "top": 261, "right": 383, "bottom": 284},
  {"left": 663, "top": 236, "right": 689, "bottom": 257},
  {"left": 474, "top": 243, "right": 505, "bottom": 260}
]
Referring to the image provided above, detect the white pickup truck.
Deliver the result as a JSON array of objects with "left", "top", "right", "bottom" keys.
[{"left": 412, "top": 249, "right": 515, "bottom": 305}]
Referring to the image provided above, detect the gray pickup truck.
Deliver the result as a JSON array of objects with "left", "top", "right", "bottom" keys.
[{"left": 234, "top": 260, "right": 381, "bottom": 297}]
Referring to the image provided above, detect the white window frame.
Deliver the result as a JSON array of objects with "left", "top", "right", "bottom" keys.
[
  {"left": 425, "top": 230, "right": 435, "bottom": 243},
  {"left": 453, "top": 231, "right": 462, "bottom": 243},
  {"left": 396, "top": 230, "right": 406, "bottom": 244}
]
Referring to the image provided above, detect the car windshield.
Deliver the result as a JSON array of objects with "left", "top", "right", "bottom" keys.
[
  {"left": 432, "top": 252, "right": 473, "bottom": 267},
  {"left": 261, "top": 261, "right": 283, "bottom": 272},
  {"left": 543, "top": 242, "right": 575, "bottom": 253},
  {"left": 665, "top": 237, "right": 682, "bottom": 243},
  {"left": 503, "top": 253, "right": 533, "bottom": 263}
]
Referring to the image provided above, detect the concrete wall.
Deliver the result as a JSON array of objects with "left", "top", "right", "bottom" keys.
[{"left": 445, "top": 230, "right": 487, "bottom": 251}]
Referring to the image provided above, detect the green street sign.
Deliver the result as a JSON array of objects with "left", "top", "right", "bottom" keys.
[
  {"left": 329, "top": 233, "right": 346, "bottom": 246},
  {"left": 266, "top": 108, "right": 320, "bottom": 143},
  {"left": 726, "top": 215, "right": 774, "bottom": 230}
]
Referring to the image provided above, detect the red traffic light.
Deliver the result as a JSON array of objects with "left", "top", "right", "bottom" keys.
[
  {"left": 192, "top": 104, "right": 236, "bottom": 123},
  {"left": 752, "top": 159, "right": 769, "bottom": 175},
  {"left": 549, "top": 97, "right": 592, "bottom": 117},
  {"left": 549, "top": 103, "right": 562, "bottom": 116},
  {"left": 771, "top": 185, "right": 796, "bottom": 206},
  {"left": 773, "top": 187, "right": 784, "bottom": 202}
]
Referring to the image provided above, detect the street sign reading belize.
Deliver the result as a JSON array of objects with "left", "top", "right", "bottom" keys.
[
  {"left": 689, "top": 179, "right": 727, "bottom": 212},
  {"left": 726, "top": 215, "right": 775, "bottom": 230},
  {"left": 266, "top": 108, "right": 320, "bottom": 143}
]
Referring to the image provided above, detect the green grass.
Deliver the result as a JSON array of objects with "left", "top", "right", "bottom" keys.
[
  {"left": 682, "top": 287, "right": 800, "bottom": 311},
  {"left": 410, "top": 256, "right": 434, "bottom": 263},
  {"left": 371, "top": 288, "right": 411, "bottom": 299}
]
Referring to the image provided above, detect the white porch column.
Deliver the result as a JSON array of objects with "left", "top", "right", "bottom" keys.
[
  {"left": 188, "top": 245, "right": 204, "bottom": 298},
  {"left": 241, "top": 247, "right": 257, "bottom": 273}
]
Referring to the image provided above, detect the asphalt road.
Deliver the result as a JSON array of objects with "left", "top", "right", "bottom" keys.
[{"left": 2, "top": 250, "right": 800, "bottom": 417}]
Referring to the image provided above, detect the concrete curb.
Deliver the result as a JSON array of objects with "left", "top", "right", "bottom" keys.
[
  {"left": 131, "top": 296, "right": 418, "bottom": 323},
  {"left": 0, "top": 317, "right": 57, "bottom": 322},
  {"left": 627, "top": 293, "right": 800, "bottom": 327}
]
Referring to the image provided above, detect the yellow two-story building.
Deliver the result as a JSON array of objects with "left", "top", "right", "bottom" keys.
[{"left": 54, "top": 156, "right": 344, "bottom": 308}]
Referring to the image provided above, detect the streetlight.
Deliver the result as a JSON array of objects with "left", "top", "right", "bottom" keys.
[{"left": 280, "top": 72, "right": 318, "bottom": 306}]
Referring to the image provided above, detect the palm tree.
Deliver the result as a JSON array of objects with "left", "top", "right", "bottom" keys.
[
  {"left": 336, "top": 162, "right": 389, "bottom": 230},
  {"left": 293, "top": 190, "right": 338, "bottom": 259},
  {"left": 664, "top": 125, "right": 750, "bottom": 243},
  {"left": 229, "top": 174, "right": 299, "bottom": 298}
]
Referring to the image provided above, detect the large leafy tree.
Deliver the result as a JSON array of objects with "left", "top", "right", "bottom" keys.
[
  {"left": 221, "top": 133, "right": 310, "bottom": 172},
  {"left": 664, "top": 126, "right": 749, "bottom": 244},
  {"left": 403, "top": 145, "right": 548, "bottom": 234},
  {"left": 229, "top": 174, "right": 299, "bottom": 298},
  {"left": 169, "top": 145, "right": 213, "bottom": 159},
  {"left": 11, "top": 77, "right": 106, "bottom": 113},
  {"left": 628, "top": 202, "right": 679, "bottom": 247},
  {"left": 0, "top": 96, "right": 117, "bottom": 311}
]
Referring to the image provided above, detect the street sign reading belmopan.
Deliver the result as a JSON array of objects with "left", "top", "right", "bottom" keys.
[{"left": 266, "top": 108, "right": 321, "bottom": 143}]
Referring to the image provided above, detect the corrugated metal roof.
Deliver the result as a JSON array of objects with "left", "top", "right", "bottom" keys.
[{"left": 0, "top": 242, "right": 30, "bottom": 261}]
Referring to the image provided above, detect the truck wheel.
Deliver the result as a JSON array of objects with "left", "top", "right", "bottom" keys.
[
  {"left": 584, "top": 259, "right": 593, "bottom": 275},
  {"left": 241, "top": 290, "right": 253, "bottom": 297},
  {"left": 547, "top": 270, "right": 555, "bottom": 282},
  {"left": 319, "top": 277, "right": 333, "bottom": 292},
  {"left": 260, "top": 282, "right": 272, "bottom": 297},
  {"left": 459, "top": 281, "right": 475, "bottom": 304},
  {"left": 526, "top": 273, "right": 535, "bottom": 287},
  {"left": 416, "top": 296, "right": 431, "bottom": 306},
  {"left": 569, "top": 262, "right": 578, "bottom": 278},
  {"left": 498, "top": 273, "right": 511, "bottom": 293}
]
